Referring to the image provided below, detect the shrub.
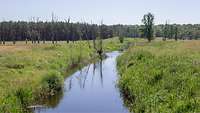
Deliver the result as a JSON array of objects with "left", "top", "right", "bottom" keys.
[
  {"left": 119, "top": 36, "right": 124, "bottom": 43},
  {"left": 39, "top": 71, "right": 64, "bottom": 98}
]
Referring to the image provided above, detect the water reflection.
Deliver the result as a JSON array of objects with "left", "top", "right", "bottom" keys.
[
  {"left": 34, "top": 51, "right": 129, "bottom": 113},
  {"left": 66, "top": 57, "right": 105, "bottom": 91},
  {"left": 44, "top": 91, "right": 64, "bottom": 108}
]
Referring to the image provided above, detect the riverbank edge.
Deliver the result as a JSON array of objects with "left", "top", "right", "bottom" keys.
[{"left": 116, "top": 41, "right": 200, "bottom": 112}]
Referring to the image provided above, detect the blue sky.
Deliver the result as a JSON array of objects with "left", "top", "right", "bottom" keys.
[{"left": 0, "top": 0, "right": 199, "bottom": 25}]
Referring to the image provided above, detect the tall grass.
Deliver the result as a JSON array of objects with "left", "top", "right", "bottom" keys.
[
  {"left": 0, "top": 41, "right": 93, "bottom": 113},
  {"left": 117, "top": 40, "right": 200, "bottom": 113}
]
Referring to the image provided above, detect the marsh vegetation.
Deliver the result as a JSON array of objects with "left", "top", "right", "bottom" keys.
[{"left": 117, "top": 40, "right": 200, "bottom": 112}]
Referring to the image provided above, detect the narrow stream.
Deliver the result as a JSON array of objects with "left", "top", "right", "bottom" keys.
[{"left": 34, "top": 51, "right": 128, "bottom": 113}]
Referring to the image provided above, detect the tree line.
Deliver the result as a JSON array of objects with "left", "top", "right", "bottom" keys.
[
  {"left": 155, "top": 23, "right": 200, "bottom": 40},
  {"left": 0, "top": 18, "right": 200, "bottom": 44},
  {"left": 0, "top": 20, "right": 114, "bottom": 44}
]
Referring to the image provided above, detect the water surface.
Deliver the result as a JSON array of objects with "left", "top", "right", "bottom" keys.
[{"left": 34, "top": 51, "right": 128, "bottom": 113}]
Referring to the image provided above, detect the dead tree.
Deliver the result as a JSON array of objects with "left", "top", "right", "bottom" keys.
[{"left": 51, "top": 13, "right": 55, "bottom": 44}]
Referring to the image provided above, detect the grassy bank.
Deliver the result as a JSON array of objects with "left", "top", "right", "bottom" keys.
[
  {"left": 0, "top": 37, "right": 135, "bottom": 113},
  {"left": 117, "top": 40, "right": 200, "bottom": 113}
]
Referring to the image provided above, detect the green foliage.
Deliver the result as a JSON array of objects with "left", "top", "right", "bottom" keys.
[
  {"left": 39, "top": 71, "right": 64, "bottom": 98},
  {"left": 142, "top": 13, "right": 154, "bottom": 42},
  {"left": 0, "top": 21, "right": 113, "bottom": 44},
  {"left": 15, "top": 88, "right": 33, "bottom": 112},
  {"left": 119, "top": 36, "right": 124, "bottom": 43},
  {"left": 117, "top": 41, "right": 200, "bottom": 112},
  {"left": 163, "top": 22, "right": 179, "bottom": 41},
  {"left": 1, "top": 20, "right": 200, "bottom": 44},
  {"left": 174, "top": 25, "right": 178, "bottom": 41}
]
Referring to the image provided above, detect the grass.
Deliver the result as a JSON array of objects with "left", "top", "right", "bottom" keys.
[
  {"left": 0, "top": 42, "right": 93, "bottom": 113},
  {"left": 117, "top": 40, "right": 200, "bottom": 113},
  {"left": 0, "top": 37, "right": 135, "bottom": 113}
]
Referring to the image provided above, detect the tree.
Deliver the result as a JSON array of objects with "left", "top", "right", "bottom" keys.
[
  {"left": 169, "top": 25, "right": 174, "bottom": 39},
  {"left": 174, "top": 25, "right": 178, "bottom": 41},
  {"left": 51, "top": 13, "right": 55, "bottom": 44},
  {"left": 65, "top": 18, "right": 70, "bottom": 43},
  {"left": 1, "top": 22, "right": 6, "bottom": 45},
  {"left": 0, "top": 22, "right": 2, "bottom": 45},
  {"left": 142, "top": 13, "right": 154, "bottom": 42},
  {"left": 163, "top": 21, "right": 169, "bottom": 41},
  {"left": 118, "top": 27, "right": 124, "bottom": 43}
]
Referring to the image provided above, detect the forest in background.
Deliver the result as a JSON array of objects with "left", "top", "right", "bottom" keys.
[{"left": 0, "top": 20, "right": 200, "bottom": 44}]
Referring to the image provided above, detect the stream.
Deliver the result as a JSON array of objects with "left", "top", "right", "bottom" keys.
[{"left": 34, "top": 51, "right": 128, "bottom": 113}]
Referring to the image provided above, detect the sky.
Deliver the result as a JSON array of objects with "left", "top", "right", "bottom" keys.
[{"left": 0, "top": 0, "right": 199, "bottom": 25}]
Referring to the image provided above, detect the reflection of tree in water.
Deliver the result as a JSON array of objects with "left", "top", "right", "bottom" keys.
[
  {"left": 92, "top": 62, "right": 96, "bottom": 86},
  {"left": 66, "top": 58, "right": 104, "bottom": 90},
  {"left": 99, "top": 58, "right": 103, "bottom": 87},
  {"left": 72, "top": 64, "right": 91, "bottom": 89}
]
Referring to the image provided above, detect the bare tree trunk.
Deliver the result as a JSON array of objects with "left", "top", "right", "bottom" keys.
[
  {"left": 26, "top": 38, "right": 28, "bottom": 44},
  {"left": 84, "top": 23, "right": 91, "bottom": 48},
  {"left": 0, "top": 37, "right": 2, "bottom": 45},
  {"left": 78, "top": 40, "right": 82, "bottom": 63},
  {"left": 97, "top": 22, "right": 104, "bottom": 56},
  {"left": 52, "top": 36, "right": 54, "bottom": 44},
  {"left": 13, "top": 39, "right": 16, "bottom": 44},
  {"left": 98, "top": 38, "right": 103, "bottom": 56},
  {"left": 93, "top": 37, "right": 97, "bottom": 51},
  {"left": 163, "top": 36, "right": 166, "bottom": 41},
  {"left": 34, "top": 37, "right": 36, "bottom": 44},
  {"left": 37, "top": 36, "right": 40, "bottom": 44},
  {"left": 55, "top": 37, "right": 57, "bottom": 43},
  {"left": 12, "top": 35, "right": 16, "bottom": 44},
  {"left": 69, "top": 43, "right": 74, "bottom": 65},
  {"left": 3, "top": 37, "right": 5, "bottom": 45}
]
